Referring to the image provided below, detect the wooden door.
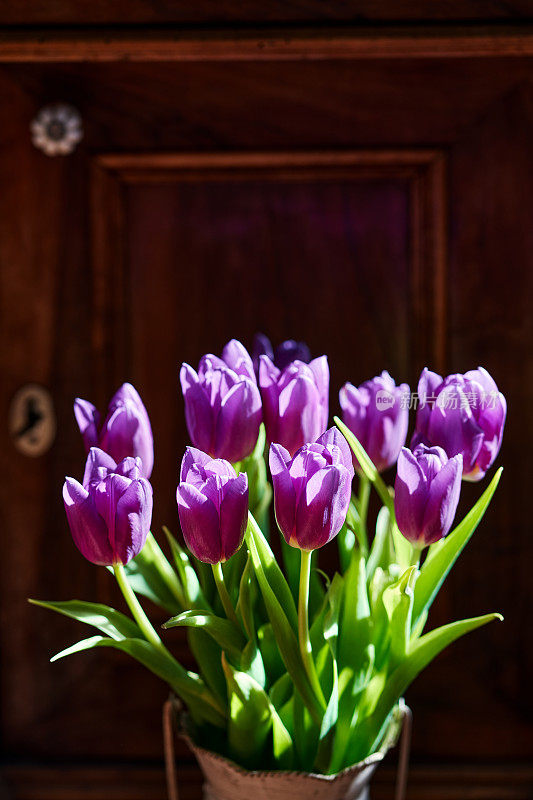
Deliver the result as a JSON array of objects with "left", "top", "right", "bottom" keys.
[{"left": 1, "top": 24, "right": 532, "bottom": 800}]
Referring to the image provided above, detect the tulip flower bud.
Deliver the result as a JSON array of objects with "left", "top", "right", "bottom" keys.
[
  {"left": 411, "top": 367, "right": 506, "bottom": 481},
  {"left": 63, "top": 448, "right": 153, "bottom": 566},
  {"left": 180, "top": 340, "right": 262, "bottom": 463},
  {"left": 394, "top": 445, "right": 462, "bottom": 547},
  {"left": 252, "top": 333, "right": 311, "bottom": 375},
  {"left": 74, "top": 383, "right": 154, "bottom": 479},
  {"left": 269, "top": 427, "right": 354, "bottom": 551},
  {"left": 339, "top": 371, "right": 410, "bottom": 473},
  {"left": 177, "top": 447, "right": 249, "bottom": 564},
  {"left": 259, "top": 355, "right": 329, "bottom": 456}
]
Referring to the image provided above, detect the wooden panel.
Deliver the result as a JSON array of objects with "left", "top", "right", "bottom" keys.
[
  {"left": 91, "top": 148, "right": 445, "bottom": 538},
  {"left": 0, "top": 42, "right": 532, "bottom": 800},
  {"left": 3, "top": 763, "right": 533, "bottom": 800},
  {"left": 3, "top": 28, "right": 533, "bottom": 62},
  {"left": 0, "top": 2, "right": 532, "bottom": 26}
]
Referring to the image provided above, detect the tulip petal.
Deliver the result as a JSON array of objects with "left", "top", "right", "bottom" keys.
[
  {"left": 294, "top": 465, "right": 343, "bottom": 550},
  {"left": 114, "top": 477, "right": 153, "bottom": 564},
  {"left": 115, "top": 456, "right": 143, "bottom": 481},
  {"left": 93, "top": 473, "right": 132, "bottom": 535},
  {"left": 100, "top": 398, "right": 154, "bottom": 479},
  {"left": 63, "top": 477, "right": 114, "bottom": 565},
  {"left": 415, "top": 368, "right": 443, "bottom": 437},
  {"left": 216, "top": 379, "right": 261, "bottom": 462},
  {"left": 177, "top": 483, "right": 222, "bottom": 564},
  {"left": 258, "top": 355, "right": 281, "bottom": 443},
  {"left": 308, "top": 355, "right": 330, "bottom": 429},
  {"left": 278, "top": 374, "right": 322, "bottom": 456},
  {"left": 103, "top": 384, "right": 154, "bottom": 478},
  {"left": 180, "top": 363, "right": 214, "bottom": 455},
  {"left": 315, "top": 427, "right": 354, "bottom": 476},
  {"left": 394, "top": 448, "right": 428, "bottom": 543},
  {"left": 198, "top": 353, "right": 226, "bottom": 379},
  {"left": 109, "top": 382, "right": 143, "bottom": 408},
  {"left": 74, "top": 398, "right": 100, "bottom": 451},
  {"left": 180, "top": 446, "right": 212, "bottom": 483},
  {"left": 427, "top": 397, "right": 484, "bottom": 474},
  {"left": 219, "top": 472, "right": 248, "bottom": 561},
  {"left": 422, "top": 455, "right": 462, "bottom": 544},
  {"left": 222, "top": 339, "right": 256, "bottom": 382},
  {"left": 205, "top": 458, "right": 238, "bottom": 481},
  {"left": 83, "top": 447, "right": 117, "bottom": 487},
  {"left": 269, "top": 443, "right": 296, "bottom": 544}
]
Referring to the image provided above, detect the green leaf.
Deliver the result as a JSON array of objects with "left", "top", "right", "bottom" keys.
[
  {"left": 382, "top": 566, "right": 417, "bottom": 665},
  {"left": 222, "top": 654, "right": 293, "bottom": 769},
  {"left": 339, "top": 548, "right": 371, "bottom": 674},
  {"left": 366, "top": 507, "right": 395, "bottom": 582},
  {"left": 412, "top": 468, "right": 503, "bottom": 629},
  {"left": 391, "top": 522, "right": 413, "bottom": 569},
  {"left": 52, "top": 635, "right": 226, "bottom": 728},
  {"left": 334, "top": 417, "right": 394, "bottom": 514},
  {"left": 163, "top": 527, "right": 209, "bottom": 610},
  {"left": 246, "top": 514, "right": 298, "bottom": 633},
  {"left": 353, "top": 612, "right": 503, "bottom": 761},
  {"left": 120, "top": 533, "right": 183, "bottom": 615},
  {"left": 241, "top": 640, "right": 266, "bottom": 688},
  {"left": 245, "top": 514, "right": 325, "bottom": 723},
  {"left": 281, "top": 536, "right": 300, "bottom": 604},
  {"left": 29, "top": 599, "right": 141, "bottom": 640},
  {"left": 163, "top": 610, "right": 245, "bottom": 661},
  {"left": 293, "top": 692, "right": 320, "bottom": 771},
  {"left": 145, "top": 533, "right": 187, "bottom": 606},
  {"left": 236, "top": 555, "right": 257, "bottom": 640},
  {"left": 258, "top": 624, "right": 286, "bottom": 686},
  {"left": 314, "top": 574, "right": 342, "bottom": 771},
  {"left": 187, "top": 627, "right": 227, "bottom": 707},
  {"left": 338, "top": 517, "right": 357, "bottom": 574},
  {"left": 269, "top": 673, "right": 293, "bottom": 711}
]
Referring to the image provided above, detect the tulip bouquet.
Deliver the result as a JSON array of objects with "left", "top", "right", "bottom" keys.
[{"left": 33, "top": 338, "right": 506, "bottom": 776}]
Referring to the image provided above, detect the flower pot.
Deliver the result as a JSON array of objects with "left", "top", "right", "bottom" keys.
[{"left": 163, "top": 699, "right": 411, "bottom": 800}]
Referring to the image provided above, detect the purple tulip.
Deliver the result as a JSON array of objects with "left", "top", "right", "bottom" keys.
[
  {"left": 63, "top": 448, "right": 153, "bottom": 566},
  {"left": 339, "top": 372, "right": 410, "bottom": 473},
  {"left": 259, "top": 355, "right": 329, "bottom": 456},
  {"left": 177, "top": 447, "right": 248, "bottom": 564},
  {"left": 411, "top": 367, "right": 506, "bottom": 481},
  {"left": 269, "top": 428, "right": 354, "bottom": 551},
  {"left": 74, "top": 383, "right": 154, "bottom": 479},
  {"left": 180, "top": 340, "right": 262, "bottom": 463},
  {"left": 394, "top": 444, "right": 462, "bottom": 548},
  {"left": 252, "top": 333, "right": 311, "bottom": 374}
]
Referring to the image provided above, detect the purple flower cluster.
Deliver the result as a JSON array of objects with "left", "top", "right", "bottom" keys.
[{"left": 62, "top": 332, "right": 506, "bottom": 566}]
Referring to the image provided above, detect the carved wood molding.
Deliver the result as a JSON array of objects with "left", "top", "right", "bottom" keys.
[
  {"left": 1, "top": 27, "right": 533, "bottom": 62},
  {"left": 91, "top": 148, "right": 447, "bottom": 402}
]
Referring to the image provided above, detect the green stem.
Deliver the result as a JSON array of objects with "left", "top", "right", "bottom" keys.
[
  {"left": 212, "top": 562, "right": 240, "bottom": 627},
  {"left": 298, "top": 549, "right": 326, "bottom": 708},
  {"left": 113, "top": 563, "right": 166, "bottom": 654},
  {"left": 358, "top": 476, "right": 371, "bottom": 556}
]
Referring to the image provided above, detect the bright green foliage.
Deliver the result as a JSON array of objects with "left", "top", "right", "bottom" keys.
[{"left": 34, "top": 428, "right": 503, "bottom": 774}]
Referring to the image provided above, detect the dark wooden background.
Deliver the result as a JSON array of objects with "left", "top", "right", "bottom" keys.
[{"left": 0, "top": 5, "right": 532, "bottom": 799}]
